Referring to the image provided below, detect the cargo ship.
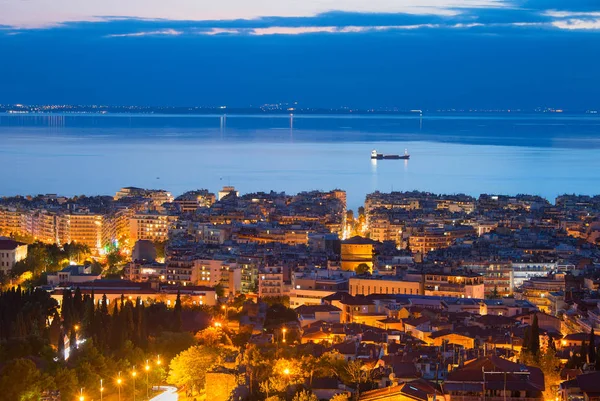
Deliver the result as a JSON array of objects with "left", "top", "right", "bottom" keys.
[{"left": 371, "top": 149, "right": 410, "bottom": 160}]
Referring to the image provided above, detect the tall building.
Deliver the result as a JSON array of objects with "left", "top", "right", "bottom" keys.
[
  {"left": 130, "top": 212, "right": 175, "bottom": 242},
  {"left": 68, "top": 212, "right": 105, "bottom": 253}
]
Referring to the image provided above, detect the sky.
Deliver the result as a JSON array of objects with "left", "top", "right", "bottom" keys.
[{"left": 0, "top": 0, "right": 599, "bottom": 109}]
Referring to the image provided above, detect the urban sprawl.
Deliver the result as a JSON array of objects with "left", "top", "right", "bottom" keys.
[{"left": 2, "top": 187, "right": 600, "bottom": 401}]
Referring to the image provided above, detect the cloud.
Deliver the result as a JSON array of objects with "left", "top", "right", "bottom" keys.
[
  {"left": 551, "top": 19, "right": 600, "bottom": 30},
  {"left": 106, "top": 28, "right": 183, "bottom": 37},
  {"left": 0, "top": 0, "right": 510, "bottom": 29},
  {"left": 543, "top": 10, "right": 600, "bottom": 18}
]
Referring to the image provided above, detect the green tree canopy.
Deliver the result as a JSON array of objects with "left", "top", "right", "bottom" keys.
[{"left": 167, "top": 345, "right": 221, "bottom": 394}]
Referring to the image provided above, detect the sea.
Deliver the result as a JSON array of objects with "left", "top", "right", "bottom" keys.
[{"left": 1, "top": 113, "right": 599, "bottom": 211}]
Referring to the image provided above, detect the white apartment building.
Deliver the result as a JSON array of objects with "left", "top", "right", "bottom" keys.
[{"left": 0, "top": 239, "right": 28, "bottom": 273}]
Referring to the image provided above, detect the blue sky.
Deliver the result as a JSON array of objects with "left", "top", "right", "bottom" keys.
[{"left": 1, "top": 0, "right": 599, "bottom": 109}]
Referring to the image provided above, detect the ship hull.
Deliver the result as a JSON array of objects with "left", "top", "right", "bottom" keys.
[{"left": 371, "top": 155, "right": 410, "bottom": 160}]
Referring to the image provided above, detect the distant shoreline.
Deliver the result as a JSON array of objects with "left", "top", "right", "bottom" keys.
[{"left": 1, "top": 106, "right": 597, "bottom": 117}]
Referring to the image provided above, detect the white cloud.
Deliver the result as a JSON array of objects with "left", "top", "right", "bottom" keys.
[
  {"left": 543, "top": 10, "right": 600, "bottom": 18},
  {"left": 107, "top": 29, "right": 183, "bottom": 37},
  {"left": 551, "top": 18, "right": 600, "bottom": 30},
  {"left": 0, "top": 0, "right": 509, "bottom": 29}
]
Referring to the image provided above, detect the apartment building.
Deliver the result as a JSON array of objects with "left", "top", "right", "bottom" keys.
[
  {"left": 258, "top": 266, "right": 288, "bottom": 298},
  {"left": 130, "top": 212, "right": 175, "bottom": 242},
  {"left": 349, "top": 276, "right": 422, "bottom": 297},
  {"left": 0, "top": 239, "right": 28, "bottom": 273}
]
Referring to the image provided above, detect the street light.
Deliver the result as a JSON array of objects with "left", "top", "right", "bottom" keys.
[
  {"left": 132, "top": 367, "right": 137, "bottom": 401},
  {"left": 100, "top": 379, "right": 104, "bottom": 401},
  {"left": 79, "top": 388, "right": 84, "bottom": 401},
  {"left": 283, "top": 368, "right": 290, "bottom": 376},
  {"left": 116, "top": 372, "right": 123, "bottom": 401},
  {"left": 282, "top": 328, "right": 287, "bottom": 343},
  {"left": 145, "top": 360, "right": 151, "bottom": 400}
]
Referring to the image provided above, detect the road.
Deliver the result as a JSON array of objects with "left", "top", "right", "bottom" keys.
[{"left": 149, "top": 386, "right": 178, "bottom": 401}]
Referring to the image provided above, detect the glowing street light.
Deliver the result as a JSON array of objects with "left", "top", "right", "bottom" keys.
[
  {"left": 132, "top": 367, "right": 137, "bottom": 401},
  {"left": 145, "top": 360, "right": 151, "bottom": 400},
  {"left": 282, "top": 327, "right": 287, "bottom": 343},
  {"left": 283, "top": 368, "right": 290, "bottom": 376},
  {"left": 79, "top": 388, "right": 85, "bottom": 401},
  {"left": 100, "top": 379, "right": 104, "bottom": 401},
  {"left": 116, "top": 372, "right": 123, "bottom": 401}
]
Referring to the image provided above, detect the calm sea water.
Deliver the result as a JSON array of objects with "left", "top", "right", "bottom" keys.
[{"left": 1, "top": 113, "right": 599, "bottom": 211}]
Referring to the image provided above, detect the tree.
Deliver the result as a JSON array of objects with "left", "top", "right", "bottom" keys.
[
  {"left": 344, "top": 359, "right": 373, "bottom": 398},
  {"left": 317, "top": 351, "right": 348, "bottom": 379},
  {"left": 195, "top": 326, "right": 232, "bottom": 347},
  {"left": 167, "top": 345, "right": 221, "bottom": 394},
  {"left": 331, "top": 394, "right": 350, "bottom": 401},
  {"left": 590, "top": 328, "right": 597, "bottom": 364},
  {"left": 355, "top": 263, "right": 370, "bottom": 275},
  {"left": 530, "top": 315, "right": 540, "bottom": 356},
  {"left": 215, "top": 283, "right": 225, "bottom": 298},
  {"left": 173, "top": 291, "right": 182, "bottom": 332},
  {"left": 0, "top": 359, "right": 44, "bottom": 401},
  {"left": 292, "top": 390, "right": 318, "bottom": 401},
  {"left": 53, "top": 367, "right": 79, "bottom": 401}
]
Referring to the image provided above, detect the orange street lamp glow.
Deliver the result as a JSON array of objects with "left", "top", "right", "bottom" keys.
[
  {"left": 283, "top": 368, "right": 290, "bottom": 375},
  {"left": 145, "top": 364, "right": 150, "bottom": 371},
  {"left": 132, "top": 370, "right": 137, "bottom": 377},
  {"left": 74, "top": 325, "right": 80, "bottom": 331}
]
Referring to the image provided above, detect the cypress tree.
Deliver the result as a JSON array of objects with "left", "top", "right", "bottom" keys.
[
  {"left": 73, "top": 287, "right": 83, "bottom": 323},
  {"left": 110, "top": 301, "right": 122, "bottom": 351},
  {"left": 173, "top": 291, "right": 182, "bottom": 332},
  {"left": 580, "top": 341, "right": 588, "bottom": 367},
  {"left": 530, "top": 315, "right": 540, "bottom": 356},
  {"left": 61, "top": 289, "right": 73, "bottom": 329},
  {"left": 590, "top": 328, "right": 597, "bottom": 365},
  {"left": 69, "top": 328, "right": 77, "bottom": 353},
  {"left": 58, "top": 329, "right": 65, "bottom": 360},
  {"left": 523, "top": 326, "right": 531, "bottom": 353}
]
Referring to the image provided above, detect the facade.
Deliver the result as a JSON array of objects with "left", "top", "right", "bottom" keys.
[
  {"left": 125, "top": 261, "right": 166, "bottom": 282},
  {"left": 0, "top": 239, "right": 28, "bottom": 273},
  {"left": 47, "top": 265, "right": 102, "bottom": 286},
  {"left": 68, "top": 212, "right": 105, "bottom": 252},
  {"left": 418, "top": 271, "right": 485, "bottom": 299},
  {"left": 175, "top": 190, "right": 216, "bottom": 212},
  {"left": 341, "top": 236, "right": 376, "bottom": 271},
  {"left": 349, "top": 276, "right": 422, "bottom": 297},
  {"left": 295, "top": 304, "right": 342, "bottom": 326},
  {"left": 290, "top": 269, "right": 351, "bottom": 307},
  {"left": 465, "top": 261, "right": 514, "bottom": 297},
  {"left": 258, "top": 266, "right": 287, "bottom": 298},
  {"left": 130, "top": 212, "right": 175, "bottom": 242},
  {"left": 518, "top": 274, "right": 566, "bottom": 313},
  {"left": 442, "top": 356, "right": 544, "bottom": 401},
  {"left": 409, "top": 226, "right": 475, "bottom": 254}
]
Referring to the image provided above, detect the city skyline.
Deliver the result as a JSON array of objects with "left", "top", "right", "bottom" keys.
[{"left": 1, "top": 0, "right": 599, "bottom": 108}]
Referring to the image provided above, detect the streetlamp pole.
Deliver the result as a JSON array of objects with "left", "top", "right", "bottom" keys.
[
  {"left": 132, "top": 367, "right": 137, "bottom": 401},
  {"left": 145, "top": 360, "right": 150, "bottom": 400},
  {"left": 117, "top": 371, "right": 122, "bottom": 401}
]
